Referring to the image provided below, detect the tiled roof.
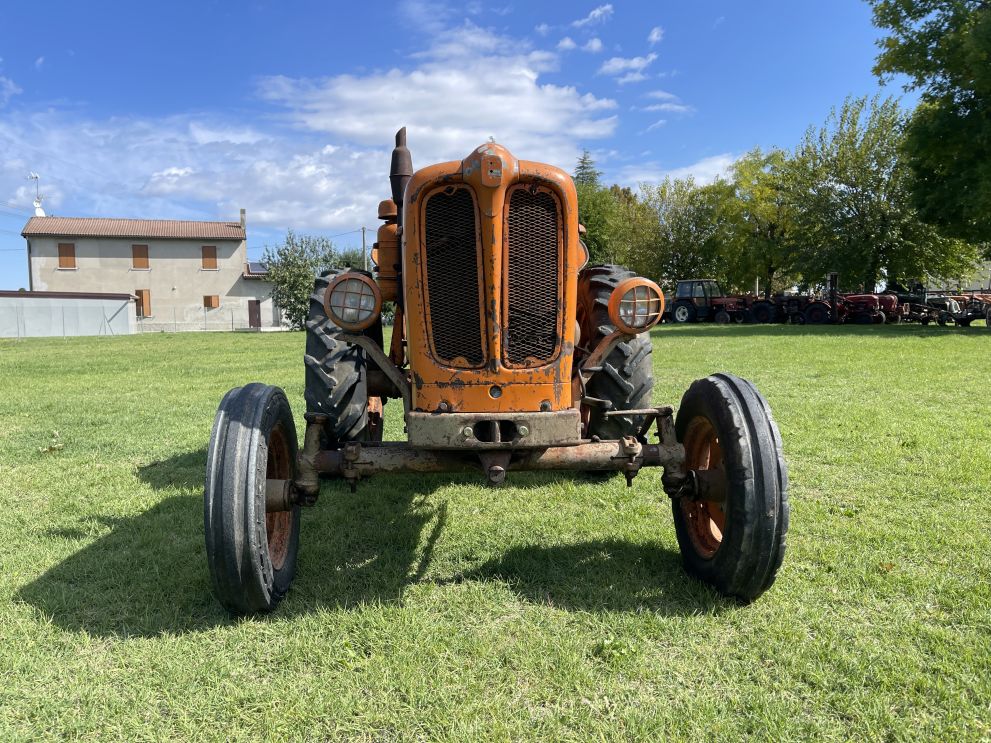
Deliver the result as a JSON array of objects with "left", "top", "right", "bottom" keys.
[{"left": 22, "top": 216, "right": 245, "bottom": 240}]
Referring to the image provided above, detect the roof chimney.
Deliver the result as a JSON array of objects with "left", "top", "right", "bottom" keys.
[{"left": 240, "top": 208, "right": 246, "bottom": 232}]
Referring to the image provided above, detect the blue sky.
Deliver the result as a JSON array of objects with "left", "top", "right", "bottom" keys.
[{"left": 0, "top": 0, "right": 908, "bottom": 289}]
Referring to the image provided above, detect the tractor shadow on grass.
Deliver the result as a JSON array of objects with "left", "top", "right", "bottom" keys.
[
  {"left": 18, "top": 451, "right": 725, "bottom": 637},
  {"left": 442, "top": 539, "right": 730, "bottom": 616},
  {"left": 16, "top": 447, "right": 454, "bottom": 637}
]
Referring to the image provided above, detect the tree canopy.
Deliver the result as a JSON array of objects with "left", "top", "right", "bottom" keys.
[
  {"left": 262, "top": 230, "right": 356, "bottom": 330},
  {"left": 572, "top": 97, "right": 983, "bottom": 294},
  {"left": 869, "top": 0, "right": 991, "bottom": 242}
]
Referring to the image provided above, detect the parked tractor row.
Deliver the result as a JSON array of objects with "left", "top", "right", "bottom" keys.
[{"left": 663, "top": 275, "right": 991, "bottom": 328}]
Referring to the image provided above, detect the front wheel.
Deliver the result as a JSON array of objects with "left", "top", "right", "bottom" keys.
[
  {"left": 205, "top": 383, "right": 301, "bottom": 614},
  {"left": 672, "top": 373, "right": 789, "bottom": 602}
]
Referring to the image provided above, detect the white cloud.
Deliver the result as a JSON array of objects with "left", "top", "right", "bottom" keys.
[
  {"left": 644, "top": 102, "right": 694, "bottom": 114},
  {"left": 0, "top": 18, "right": 618, "bottom": 235},
  {"left": 618, "top": 153, "right": 736, "bottom": 187},
  {"left": 599, "top": 53, "right": 657, "bottom": 76},
  {"left": 572, "top": 4, "right": 613, "bottom": 27},
  {"left": 189, "top": 122, "right": 266, "bottom": 145},
  {"left": 618, "top": 72, "right": 648, "bottom": 85},
  {"left": 0, "top": 76, "right": 21, "bottom": 106},
  {"left": 646, "top": 89, "right": 677, "bottom": 100},
  {"left": 259, "top": 21, "right": 617, "bottom": 170},
  {"left": 643, "top": 119, "right": 666, "bottom": 133},
  {"left": 535, "top": 22, "right": 550, "bottom": 35},
  {"left": 34, "top": 56, "right": 45, "bottom": 70},
  {"left": 557, "top": 36, "right": 577, "bottom": 51},
  {"left": 582, "top": 38, "right": 603, "bottom": 53},
  {"left": 648, "top": 26, "right": 664, "bottom": 45}
]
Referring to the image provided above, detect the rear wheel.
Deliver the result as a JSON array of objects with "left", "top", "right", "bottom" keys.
[
  {"left": 205, "top": 383, "right": 300, "bottom": 614},
  {"left": 304, "top": 270, "right": 376, "bottom": 444},
  {"left": 672, "top": 300, "right": 697, "bottom": 324},
  {"left": 750, "top": 302, "right": 774, "bottom": 324},
  {"left": 672, "top": 373, "right": 789, "bottom": 602},
  {"left": 577, "top": 265, "right": 654, "bottom": 440},
  {"left": 714, "top": 310, "right": 731, "bottom": 324},
  {"left": 803, "top": 303, "right": 830, "bottom": 325}
]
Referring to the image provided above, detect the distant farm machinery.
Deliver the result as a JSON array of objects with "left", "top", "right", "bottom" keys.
[{"left": 663, "top": 273, "right": 990, "bottom": 328}]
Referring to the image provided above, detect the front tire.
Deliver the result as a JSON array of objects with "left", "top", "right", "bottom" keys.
[
  {"left": 205, "top": 383, "right": 300, "bottom": 614},
  {"left": 672, "top": 373, "right": 789, "bottom": 602}
]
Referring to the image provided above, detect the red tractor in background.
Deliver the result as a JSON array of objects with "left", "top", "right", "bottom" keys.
[{"left": 664, "top": 279, "right": 749, "bottom": 324}]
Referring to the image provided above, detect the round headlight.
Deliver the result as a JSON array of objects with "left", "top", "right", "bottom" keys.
[
  {"left": 608, "top": 277, "right": 664, "bottom": 334},
  {"left": 323, "top": 272, "right": 382, "bottom": 331}
]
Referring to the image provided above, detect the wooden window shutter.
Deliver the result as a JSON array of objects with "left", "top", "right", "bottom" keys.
[
  {"left": 58, "top": 243, "right": 76, "bottom": 269},
  {"left": 203, "top": 295, "right": 220, "bottom": 309},
  {"left": 136, "top": 289, "right": 151, "bottom": 317},
  {"left": 202, "top": 245, "right": 217, "bottom": 269},
  {"left": 132, "top": 244, "right": 149, "bottom": 269}
]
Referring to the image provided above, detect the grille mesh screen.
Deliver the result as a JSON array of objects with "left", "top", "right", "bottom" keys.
[
  {"left": 505, "top": 188, "right": 560, "bottom": 365},
  {"left": 424, "top": 188, "right": 484, "bottom": 366}
]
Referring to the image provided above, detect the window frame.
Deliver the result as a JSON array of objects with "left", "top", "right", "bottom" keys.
[
  {"left": 135, "top": 289, "right": 152, "bottom": 318},
  {"left": 201, "top": 245, "right": 218, "bottom": 270},
  {"left": 203, "top": 294, "right": 220, "bottom": 310},
  {"left": 131, "top": 244, "right": 149, "bottom": 270},
  {"left": 57, "top": 243, "right": 76, "bottom": 270}
]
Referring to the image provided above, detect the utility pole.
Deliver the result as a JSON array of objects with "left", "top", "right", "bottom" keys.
[{"left": 361, "top": 226, "right": 368, "bottom": 271}]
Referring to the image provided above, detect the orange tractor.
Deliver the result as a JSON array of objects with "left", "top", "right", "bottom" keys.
[{"left": 204, "top": 129, "right": 789, "bottom": 613}]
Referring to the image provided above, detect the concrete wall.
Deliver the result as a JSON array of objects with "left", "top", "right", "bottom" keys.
[
  {"left": 27, "top": 236, "right": 281, "bottom": 331},
  {"left": 0, "top": 295, "right": 136, "bottom": 338}
]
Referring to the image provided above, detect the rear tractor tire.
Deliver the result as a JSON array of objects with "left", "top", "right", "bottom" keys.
[
  {"left": 577, "top": 265, "right": 655, "bottom": 441},
  {"left": 304, "top": 270, "right": 379, "bottom": 444},
  {"left": 803, "top": 303, "right": 830, "bottom": 325},
  {"left": 750, "top": 302, "right": 774, "bottom": 324},
  {"left": 205, "top": 383, "right": 301, "bottom": 614},
  {"left": 672, "top": 373, "right": 789, "bottom": 602},
  {"left": 714, "top": 310, "right": 731, "bottom": 324},
  {"left": 672, "top": 300, "right": 697, "bottom": 324}
]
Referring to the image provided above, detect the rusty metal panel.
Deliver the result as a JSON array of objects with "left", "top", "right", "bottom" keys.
[
  {"left": 402, "top": 143, "right": 582, "bottom": 414},
  {"left": 406, "top": 409, "right": 581, "bottom": 449},
  {"left": 504, "top": 186, "right": 562, "bottom": 367}
]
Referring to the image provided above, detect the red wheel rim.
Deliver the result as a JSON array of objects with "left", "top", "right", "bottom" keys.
[
  {"left": 680, "top": 416, "right": 726, "bottom": 558},
  {"left": 265, "top": 423, "right": 292, "bottom": 571}
]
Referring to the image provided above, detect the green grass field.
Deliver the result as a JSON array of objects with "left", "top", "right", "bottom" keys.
[{"left": 1, "top": 324, "right": 989, "bottom": 741}]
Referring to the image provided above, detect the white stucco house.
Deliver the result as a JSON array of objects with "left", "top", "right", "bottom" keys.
[{"left": 21, "top": 210, "right": 281, "bottom": 331}]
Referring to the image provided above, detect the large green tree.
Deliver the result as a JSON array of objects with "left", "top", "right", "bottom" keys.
[
  {"left": 636, "top": 177, "right": 733, "bottom": 291},
  {"left": 786, "top": 96, "right": 978, "bottom": 290},
  {"left": 725, "top": 148, "right": 799, "bottom": 296},
  {"left": 262, "top": 230, "right": 339, "bottom": 330},
  {"left": 573, "top": 150, "right": 620, "bottom": 263},
  {"left": 869, "top": 0, "right": 991, "bottom": 242}
]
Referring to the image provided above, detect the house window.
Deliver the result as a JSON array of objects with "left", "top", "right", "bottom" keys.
[
  {"left": 203, "top": 295, "right": 220, "bottom": 309},
  {"left": 58, "top": 243, "right": 76, "bottom": 269},
  {"left": 201, "top": 245, "right": 217, "bottom": 270},
  {"left": 132, "top": 244, "right": 149, "bottom": 269},
  {"left": 135, "top": 289, "right": 151, "bottom": 318}
]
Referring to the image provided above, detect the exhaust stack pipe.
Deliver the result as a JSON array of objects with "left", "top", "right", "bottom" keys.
[{"left": 390, "top": 127, "right": 413, "bottom": 229}]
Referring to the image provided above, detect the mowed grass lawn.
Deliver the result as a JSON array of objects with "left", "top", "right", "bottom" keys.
[{"left": 1, "top": 323, "right": 989, "bottom": 741}]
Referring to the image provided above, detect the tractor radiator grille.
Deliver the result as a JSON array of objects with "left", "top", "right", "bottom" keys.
[
  {"left": 505, "top": 188, "right": 561, "bottom": 366},
  {"left": 424, "top": 187, "right": 485, "bottom": 366}
]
